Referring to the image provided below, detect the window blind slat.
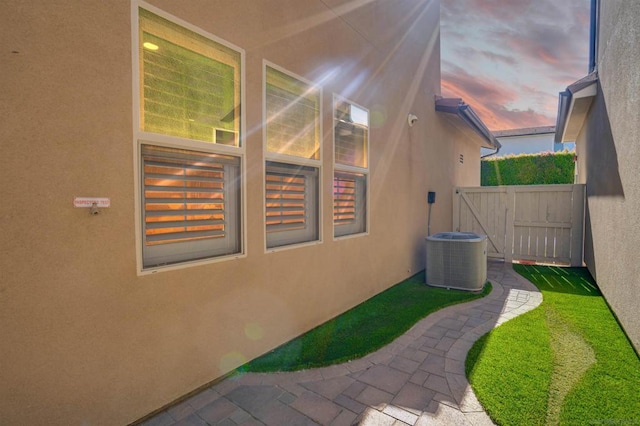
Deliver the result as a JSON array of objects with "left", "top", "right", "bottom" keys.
[
  {"left": 146, "top": 229, "right": 226, "bottom": 245},
  {"left": 266, "top": 222, "right": 307, "bottom": 233},
  {"left": 146, "top": 218, "right": 225, "bottom": 228}
]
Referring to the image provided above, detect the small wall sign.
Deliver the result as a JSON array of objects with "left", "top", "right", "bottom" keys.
[{"left": 74, "top": 197, "right": 111, "bottom": 208}]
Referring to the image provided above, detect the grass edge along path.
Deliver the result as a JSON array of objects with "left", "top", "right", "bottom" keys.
[
  {"left": 466, "top": 264, "right": 640, "bottom": 426},
  {"left": 465, "top": 305, "right": 553, "bottom": 425},
  {"left": 239, "top": 271, "right": 491, "bottom": 373}
]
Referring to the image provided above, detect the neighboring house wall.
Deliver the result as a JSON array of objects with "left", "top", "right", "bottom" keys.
[
  {"left": 576, "top": 1, "right": 640, "bottom": 352},
  {"left": 481, "top": 126, "right": 575, "bottom": 158},
  {"left": 496, "top": 130, "right": 555, "bottom": 156},
  {"left": 0, "top": 1, "right": 486, "bottom": 424}
]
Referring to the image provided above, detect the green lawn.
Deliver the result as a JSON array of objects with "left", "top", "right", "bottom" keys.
[
  {"left": 239, "top": 271, "right": 490, "bottom": 372},
  {"left": 466, "top": 264, "right": 640, "bottom": 425}
]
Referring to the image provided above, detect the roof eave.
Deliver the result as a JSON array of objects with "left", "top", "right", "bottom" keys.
[
  {"left": 435, "top": 97, "right": 501, "bottom": 149},
  {"left": 554, "top": 72, "right": 598, "bottom": 143}
]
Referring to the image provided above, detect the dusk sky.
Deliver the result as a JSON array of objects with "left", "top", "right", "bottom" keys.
[{"left": 441, "top": 0, "right": 591, "bottom": 131}]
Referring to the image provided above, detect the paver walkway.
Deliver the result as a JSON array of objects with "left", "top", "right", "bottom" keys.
[{"left": 140, "top": 261, "right": 542, "bottom": 426}]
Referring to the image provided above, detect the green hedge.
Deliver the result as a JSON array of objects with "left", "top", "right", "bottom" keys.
[{"left": 481, "top": 151, "right": 575, "bottom": 186}]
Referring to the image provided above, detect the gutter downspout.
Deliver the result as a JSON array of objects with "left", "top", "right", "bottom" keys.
[
  {"left": 481, "top": 145, "right": 500, "bottom": 159},
  {"left": 554, "top": 90, "right": 571, "bottom": 143},
  {"left": 588, "top": 0, "right": 599, "bottom": 73}
]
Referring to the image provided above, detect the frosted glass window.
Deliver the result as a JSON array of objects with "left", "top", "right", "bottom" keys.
[
  {"left": 139, "top": 8, "right": 241, "bottom": 145},
  {"left": 265, "top": 66, "right": 320, "bottom": 159},
  {"left": 335, "top": 101, "right": 368, "bottom": 168}
]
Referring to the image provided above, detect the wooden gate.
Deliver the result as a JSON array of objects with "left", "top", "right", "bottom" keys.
[{"left": 453, "top": 185, "right": 585, "bottom": 266}]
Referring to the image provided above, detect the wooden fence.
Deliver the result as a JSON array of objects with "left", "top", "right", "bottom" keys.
[{"left": 453, "top": 185, "right": 585, "bottom": 266}]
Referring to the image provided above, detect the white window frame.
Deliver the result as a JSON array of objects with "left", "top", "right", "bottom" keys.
[
  {"left": 132, "top": 2, "right": 246, "bottom": 274},
  {"left": 263, "top": 61, "right": 322, "bottom": 252},
  {"left": 333, "top": 94, "right": 370, "bottom": 239}
]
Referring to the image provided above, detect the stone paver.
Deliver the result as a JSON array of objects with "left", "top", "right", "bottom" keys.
[
  {"left": 301, "top": 375, "right": 356, "bottom": 400},
  {"left": 357, "top": 365, "right": 410, "bottom": 394},
  {"left": 138, "top": 261, "right": 541, "bottom": 426}
]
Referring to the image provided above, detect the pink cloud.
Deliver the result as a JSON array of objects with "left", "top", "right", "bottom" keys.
[
  {"left": 451, "top": 47, "right": 518, "bottom": 66},
  {"left": 501, "top": 23, "right": 585, "bottom": 69},
  {"left": 480, "top": 50, "right": 518, "bottom": 65},
  {"left": 465, "top": 0, "right": 537, "bottom": 20},
  {"left": 443, "top": 0, "right": 589, "bottom": 72},
  {"left": 442, "top": 69, "right": 555, "bottom": 131},
  {"left": 441, "top": 65, "right": 516, "bottom": 100}
]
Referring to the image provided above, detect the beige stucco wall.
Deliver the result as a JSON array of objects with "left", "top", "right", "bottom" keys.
[
  {"left": 0, "top": 0, "right": 483, "bottom": 424},
  {"left": 577, "top": 0, "right": 640, "bottom": 352}
]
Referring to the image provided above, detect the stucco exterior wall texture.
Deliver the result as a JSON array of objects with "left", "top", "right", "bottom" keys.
[
  {"left": 577, "top": 1, "right": 640, "bottom": 352},
  {"left": 0, "top": 1, "right": 483, "bottom": 424}
]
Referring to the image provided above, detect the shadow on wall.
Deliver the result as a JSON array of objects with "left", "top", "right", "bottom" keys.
[
  {"left": 583, "top": 206, "right": 597, "bottom": 279},
  {"left": 582, "top": 81, "right": 627, "bottom": 281},
  {"left": 584, "top": 81, "right": 624, "bottom": 198}
]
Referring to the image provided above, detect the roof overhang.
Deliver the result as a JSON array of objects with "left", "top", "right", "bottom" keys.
[
  {"left": 554, "top": 72, "right": 598, "bottom": 143},
  {"left": 435, "top": 97, "right": 501, "bottom": 150},
  {"left": 493, "top": 126, "right": 556, "bottom": 138}
]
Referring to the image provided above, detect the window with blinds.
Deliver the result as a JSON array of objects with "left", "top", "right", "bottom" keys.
[
  {"left": 265, "top": 162, "right": 318, "bottom": 248},
  {"left": 334, "top": 97, "right": 369, "bottom": 237},
  {"left": 136, "top": 8, "right": 244, "bottom": 269},
  {"left": 334, "top": 172, "right": 366, "bottom": 237},
  {"left": 141, "top": 145, "right": 240, "bottom": 267},
  {"left": 139, "top": 8, "right": 241, "bottom": 145},
  {"left": 265, "top": 66, "right": 320, "bottom": 159},
  {"left": 263, "top": 63, "right": 321, "bottom": 250}
]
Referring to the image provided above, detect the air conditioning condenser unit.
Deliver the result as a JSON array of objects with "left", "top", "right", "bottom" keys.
[{"left": 425, "top": 232, "right": 487, "bottom": 292}]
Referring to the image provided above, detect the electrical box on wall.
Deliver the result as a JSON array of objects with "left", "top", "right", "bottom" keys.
[{"left": 428, "top": 192, "right": 436, "bottom": 204}]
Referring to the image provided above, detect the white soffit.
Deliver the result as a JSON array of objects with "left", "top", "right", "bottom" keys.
[{"left": 557, "top": 73, "right": 598, "bottom": 143}]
